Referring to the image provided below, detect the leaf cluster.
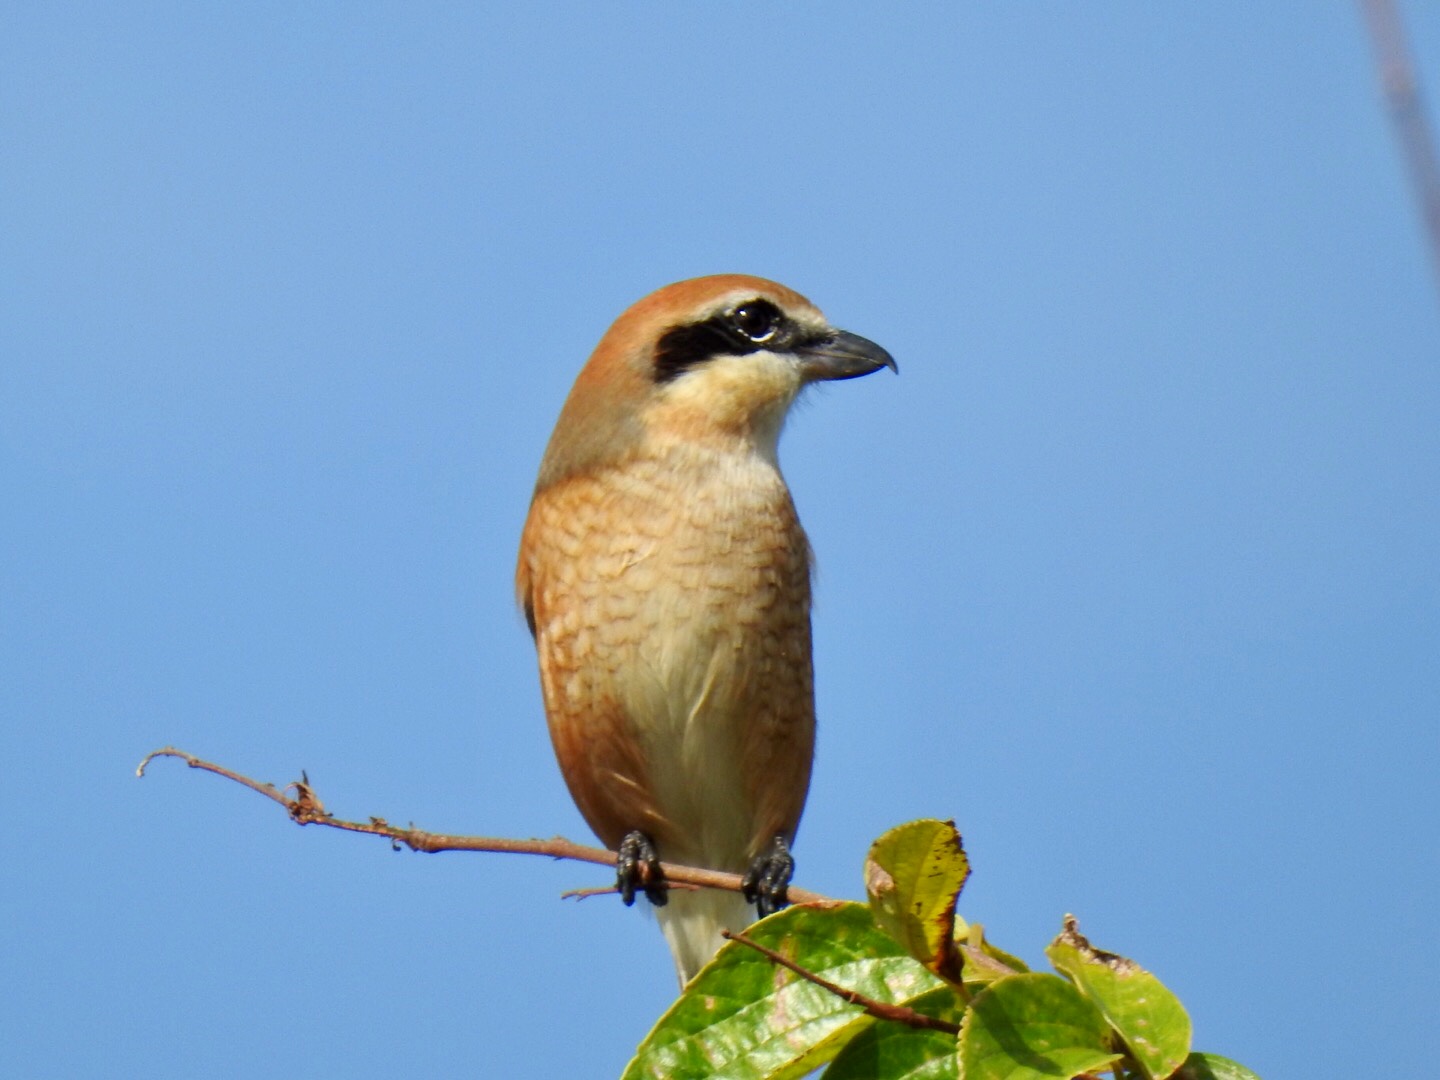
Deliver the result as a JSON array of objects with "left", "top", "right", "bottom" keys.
[{"left": 624, "top": 820, "right": 1258, "bottom": 1080}]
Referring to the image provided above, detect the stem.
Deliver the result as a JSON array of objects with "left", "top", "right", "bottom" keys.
[
  {"left": 136, "top": 746, "right": 836, "bottom": 905},
  {"left": 721, "top": 929, "right": 961, "bottom": 1035}
]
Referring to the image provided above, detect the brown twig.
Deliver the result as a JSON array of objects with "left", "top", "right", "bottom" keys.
[
  {"left": 136, "top": 746, "right": 834, "bottom": 906},
  {"left": 1359, "top": 0, "right": 1440, "bottom": 301},
  {"left": 720, "top": 929, "right": 962, "bottom": 1035},
  {"left": 560, "top": 881, "right": 702, "bottom": 901},
  {"left": 559, "top": 885, "right": 623, "bottom": 901}
]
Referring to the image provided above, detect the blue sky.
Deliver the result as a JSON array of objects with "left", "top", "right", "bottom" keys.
[{"left": 3, "top": 5, "right": 1437, "bottom": 1077}]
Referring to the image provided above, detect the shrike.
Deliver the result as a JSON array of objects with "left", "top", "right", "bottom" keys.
[{"left": 517, "top": 274, "right": 894, "bottom": 982}]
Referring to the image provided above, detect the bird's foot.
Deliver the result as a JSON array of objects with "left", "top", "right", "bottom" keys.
[
  {"left": 616, "top": 830, "right": 668, "bottom": 907},
  {"left": 741, "top": 835, "right": 794, "bottom": 918}
]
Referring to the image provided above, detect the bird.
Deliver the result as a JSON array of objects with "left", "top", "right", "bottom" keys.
[{"left": 516, "top": 274, "right": 894, "bottom": 983}]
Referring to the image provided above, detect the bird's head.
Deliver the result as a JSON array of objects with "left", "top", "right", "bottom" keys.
[{"left": 535, "top": 274, "right": 895, "bottom": 488}]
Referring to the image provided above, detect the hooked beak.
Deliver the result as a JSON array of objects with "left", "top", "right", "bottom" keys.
[{"left": 797, "top": 329, "right": 898, "bottom": 382}]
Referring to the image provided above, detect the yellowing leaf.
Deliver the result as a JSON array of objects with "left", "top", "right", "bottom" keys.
[
  {"left": 865, "top": 819, "right": 970, "bottom": 983},
  {"left": 1045, "top": 916, "right": 1191, "bottom": 1080}
]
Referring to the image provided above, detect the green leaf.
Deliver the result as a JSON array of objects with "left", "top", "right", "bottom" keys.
[
  {"left": 823, "top": 986, "right": 963, "bottom": 1080},
  {"left": 1044, "top": 917, "right": 1191, "bottom": 1079},
  {"left": 865, "top": 819, "right": 970, "bottom": 982},
  {"left": 957, "top": 973, "right": 1122, "bottom": 1080},
  {"left": 622, "top": 902, "right": 943, "bottom": 1080},
  {"left": 958, "top": 924, "right": 1029, "bottom": 988},
  {"left": 1172, "top": 1052, "right": 1263, "bottom": 1080}
]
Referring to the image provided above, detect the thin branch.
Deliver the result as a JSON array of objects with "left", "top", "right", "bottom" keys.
[
  {"left": 136, "top": 746, "right": 834, "bottom": 906},
  {"left": 560, "top": 884, "right": 624, "bottom": 901},
  {"left": 720, "top": 929, "right": 962, "bottom": 1036},
  {"left": 560, "top": 881, "right": 703, "bottom": 901},
  {"left": 1359, "top": 0, "right": 1440, "bottom": 302}
]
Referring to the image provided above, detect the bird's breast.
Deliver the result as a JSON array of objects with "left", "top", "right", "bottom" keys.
[
  {"left": 520, "top": 446, "right": 815, "bottom": 863},
  {"left": 527, "top": 450, "right": 810, "bottom": 706}
]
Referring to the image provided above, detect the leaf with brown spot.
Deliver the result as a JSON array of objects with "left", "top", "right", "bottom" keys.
[
  {"left": 864, "top": 819, "right": 970, "bottom": 984},
  {"left": 1045, "top": 915, "right": 1192, "bottom": 1080}
]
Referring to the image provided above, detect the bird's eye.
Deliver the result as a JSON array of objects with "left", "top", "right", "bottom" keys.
[{"left": 730, "top": 300, "right": 782, "bottom": 343}]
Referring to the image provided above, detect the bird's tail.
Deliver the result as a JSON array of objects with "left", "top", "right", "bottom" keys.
[{"left": 655, "top": 887, "right": 755, "bottom": 985}]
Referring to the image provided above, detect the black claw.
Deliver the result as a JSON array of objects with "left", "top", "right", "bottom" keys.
[
  {"left": 741, "top": 835, "right": 794, "bottom": 918},
  {"left": 616, "top": 830, "right": 667, "bottom": 907}
]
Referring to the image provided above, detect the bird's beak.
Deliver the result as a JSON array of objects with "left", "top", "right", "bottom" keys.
[{"left": 797, "top": 330, "right": 898, "bottom": 382}]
